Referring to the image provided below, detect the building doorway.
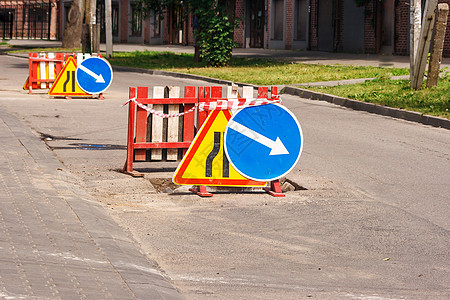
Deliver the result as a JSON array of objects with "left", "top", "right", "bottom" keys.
[
  {"left": 317, "top": 0, "right": 334, "bottom": 51},
  {"left": 0, "top": 9, "right": 14, "bottom": 39},
  {"left": 96, "top": 0, "right": 105, "bottom": 43},
  {"left": 377, "top": 0, "right": 394, "bottom": 54},
  {"left": 293, "top": 0, "right": 309, "bottom": 49},
  {"left": 169, "top": 3, "right": 184, "bottom": 44},
  {"left": 246, "top": 0, "right": 265, "bottom": 48},
  {"left": 342, "top": 0, "right": 364, "bottom": 52}
]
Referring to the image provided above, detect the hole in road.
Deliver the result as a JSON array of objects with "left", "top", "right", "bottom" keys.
[
  {"left": 51, "top": 143, "right": 127, "bottom": 150},
  {"left": 148, "top": 178, "right": 178, "bottom": 193},
  {"left": 39, "top": 133, "right": 82, "bottom": 141},
  {"left": 148, "top": 177, "right": 307, "bottom": 193},
  {"left": 40, "top": 134, "right": 126, "bottom": 151},
  {"left": 279, "top": 177, "right": 308, "bottom": 191}
]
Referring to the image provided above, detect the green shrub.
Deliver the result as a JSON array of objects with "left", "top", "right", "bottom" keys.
[{"left": 196, "top": 13, "right": 237, "bottom": 67}]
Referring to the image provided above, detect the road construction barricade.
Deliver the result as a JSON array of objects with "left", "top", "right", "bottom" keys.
[
  {"left": 122, "top": 85, "right": 281, "bottom": 177},
  {"left": 122, "top": 85, "right": 289, "bottom": 197},
  {"left": 26, "top": 52, "right": 103, "bottom": 94},
  {"left": 26, "top": 53, "right": 68, "bottom": 93}
]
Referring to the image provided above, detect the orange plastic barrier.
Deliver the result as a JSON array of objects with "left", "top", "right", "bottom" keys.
[{"left": 26, "top": 53, "right": 70, "bottom": 93}]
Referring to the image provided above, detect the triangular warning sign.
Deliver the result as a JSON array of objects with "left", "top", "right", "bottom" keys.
[
  {"left": 23, "top": 76, "right": 30, "bottom": 90},
  {"left": 173, "top": 110, "right": 266, "bottom": 187},
  {"left": 48, "top": 57, "right": 90, "bottom": 96}
]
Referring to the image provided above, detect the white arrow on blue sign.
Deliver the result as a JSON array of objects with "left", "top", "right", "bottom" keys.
[
  {"left": 224, "top": 103, "right": 303, "bottom": 181},
  {"left": 76, "top": 57, "right": 113, "bottom": 94}
]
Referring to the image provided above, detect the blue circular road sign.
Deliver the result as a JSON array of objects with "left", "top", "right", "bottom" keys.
[
  {"left": 76, "top": 57, "right": 113, "bottom": 94},
  {"left": 224, "top": 103, "right": 303, "bottom": 181}
]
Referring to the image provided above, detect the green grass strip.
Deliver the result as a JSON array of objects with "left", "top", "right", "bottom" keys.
[
  {"left": 109, "top": 51, "right": 408, "bottom": 85},
  {"left": 309, "top": 78, "right": 450, "bottom": 119}
]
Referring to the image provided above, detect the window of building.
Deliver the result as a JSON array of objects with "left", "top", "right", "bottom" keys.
[
  {"left": 112, "top": 3, "right": 119, "bottom": 36},
  {"left": 272, "top": 0, "right": 284, "bottom": 40},
  {"left": 150, "top": 10, "right": 160, "bottom": 38},
  {"left": 131, "top": 2, "right": 142, "bottom": 36},
  {"left": 294, "top": 0, "right": 307, "bottom": 41}
]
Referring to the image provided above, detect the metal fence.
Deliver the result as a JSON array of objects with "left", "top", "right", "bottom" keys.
[{"left": 0, "top": 0, "right": 56, "bottom": 40}]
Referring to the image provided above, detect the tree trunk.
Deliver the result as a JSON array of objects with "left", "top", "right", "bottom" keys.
[
  {"left": 82, "top": 0, "right": 98, "bottom": 53},
  {"left": 193, "top": 14, "right": 201, "bottom": 62},
  {"left": 412, "top": 0, "right": 438, "bottom": 89},
  {"left": 427, "top": 3, "right": 449, "bottom": 88},
  {"left": 62, "top": 0, "right": 84, "bottom": 48}
]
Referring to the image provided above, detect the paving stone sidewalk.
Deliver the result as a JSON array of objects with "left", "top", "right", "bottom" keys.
[{"left": 0, "top": 109, "right": 181, "bottom": 299}]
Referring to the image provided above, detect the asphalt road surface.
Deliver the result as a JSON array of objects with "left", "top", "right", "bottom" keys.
[{"left": 1, "top": 55, "right": 449, "bottom": 299}]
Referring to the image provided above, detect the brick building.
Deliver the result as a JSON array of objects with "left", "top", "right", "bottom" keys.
[
  {"left": 3, "top": 0, "right": 449, "bottom": 57},
  {"left": 190, "top": 0, "right": 450, "bottom": 57}
]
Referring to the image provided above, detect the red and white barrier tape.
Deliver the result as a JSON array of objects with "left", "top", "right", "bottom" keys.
[
  {"left": 198, "top": 98, "right": 282, "bottom": 111},
  {"left": 123, "top": 97, "right": 282, "bottom": 118}
]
